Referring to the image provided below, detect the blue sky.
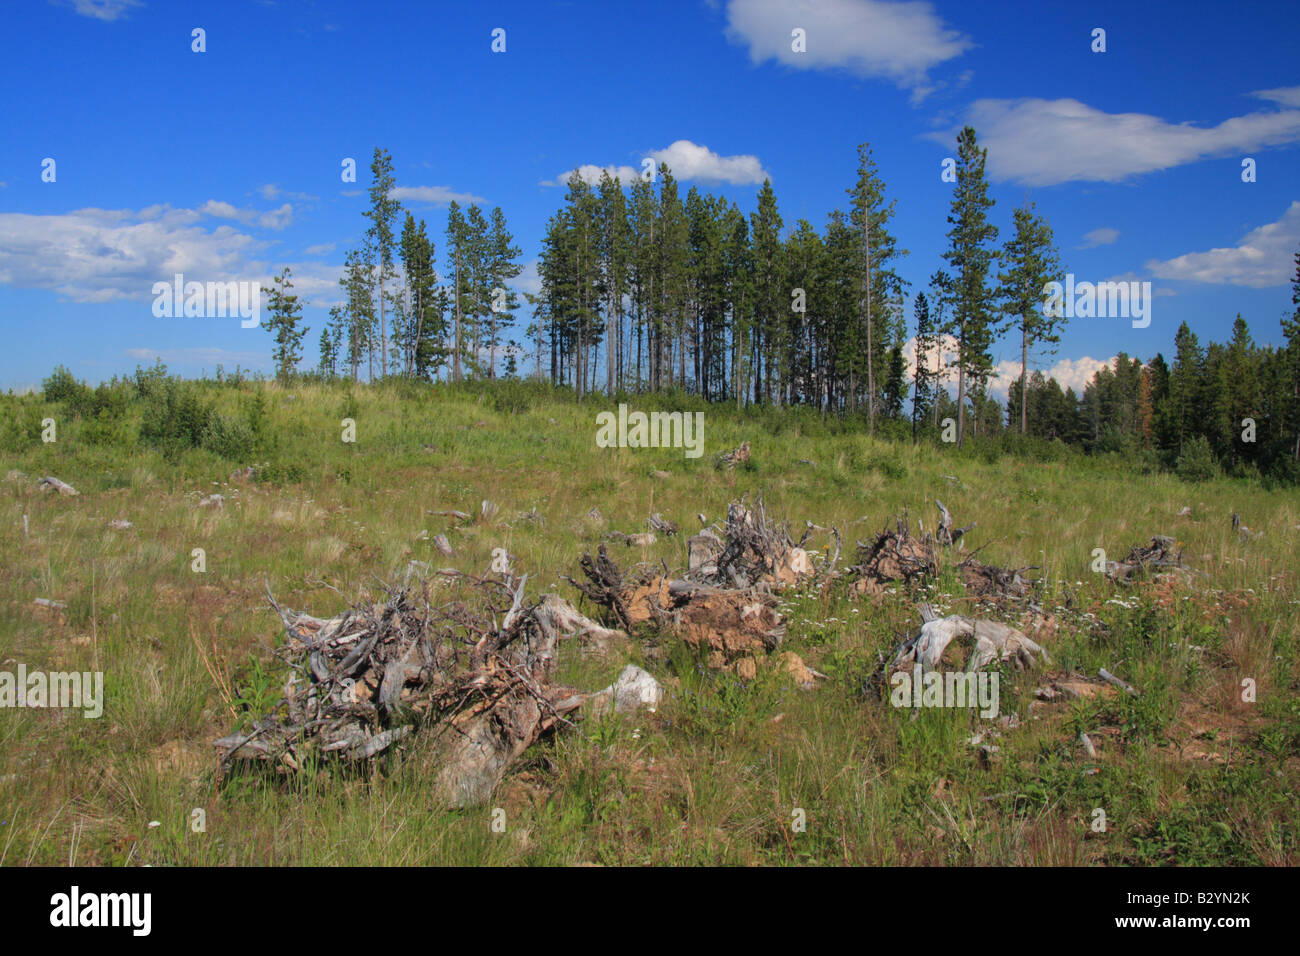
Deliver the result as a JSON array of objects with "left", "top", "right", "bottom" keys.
[{"left": 1, "top": 0, "right": 1297, "bottom": 393}]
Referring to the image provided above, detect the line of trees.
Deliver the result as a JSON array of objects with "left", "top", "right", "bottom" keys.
[
  {"left": 536, "top": 129, "right": 1067, "bottom": 447},
  {"left": 293, "top": 148, "right": 526, "bottom": 384},
  {"left": 259, "top": 139, "right": 1300, "bottom": 479}
]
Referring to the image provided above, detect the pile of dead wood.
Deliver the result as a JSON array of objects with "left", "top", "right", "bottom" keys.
[
  {"left": 1104, "top": 535, "right": 1187, "bottom": 585},
  {"left": 849, "top": 504, "right": 1034, "bottom": 600},
  {"left": 570, "top": 498, "right": 822, "bottom": 674},
  {"left": 715, "top": 441, "right": 751, "bottom": 470},
  {"left": 214, "top": 572, "right": 652, "bottom": 808}
]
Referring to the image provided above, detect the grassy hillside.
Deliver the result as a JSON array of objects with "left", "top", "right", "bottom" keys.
[{"left": 1, "top": 376, "right": 1297, "bottom": 865}]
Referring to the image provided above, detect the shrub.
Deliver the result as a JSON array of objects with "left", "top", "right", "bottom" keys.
[
  {"left": 201, "top": 413, "right": 256, "bottom": 461},
  {"left": 1175, "top": 435, "right": 1220, "bottom": 483},
  {"left": 139, "top": 378, "right": 214, "bottom": 460}
]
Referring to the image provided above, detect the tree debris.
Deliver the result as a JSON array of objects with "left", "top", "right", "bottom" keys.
[
  {"left": 38, "top": 477, "right": 78, "bottom": 496},
  {"left": 714, "top": 441, "right": 751, "bottom": 470},
  {"left": 878, "top": 603, "right": 1050, "bottom": 680},
  {"left": 214, "top": 573, "right": 631, "bottom": 808},
  {"left": 1104, "top": 536, "right": 1186, "bottom": 584},
  {"left": 647, "top": 513, "right": 678, "bottom": 536}
]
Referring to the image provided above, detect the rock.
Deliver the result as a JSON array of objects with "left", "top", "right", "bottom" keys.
[
  {"left": 591, "top": 664, "right": 663, "bottom": 715},
  {"left": 777, "top": 651, "right": 815, "bottom": 687},
  {"left": 107, "top": 519, "right": 133, "bottom": 530}
]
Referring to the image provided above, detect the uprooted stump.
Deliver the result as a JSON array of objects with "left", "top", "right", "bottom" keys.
[
  {"left": 570, "top": 546, "right": 786, "bottom": 672},
  {"left": 850, "top": 518, "right": 937, "bottom": 595},
  {"left": 213, "top": 573, "right": 640, "bottom": 808},
  {"left": 688, "top": 498, "right": 813, "bottom": 589},
  {"left": 850, "top": 516, "right": 1036, "bottom": 601},
  {"left": 875, "top": 603, "right": 1050, "bottom": 688},
  {"left": 1105, "top": 535, "right": 1186, "bottom": 584}
]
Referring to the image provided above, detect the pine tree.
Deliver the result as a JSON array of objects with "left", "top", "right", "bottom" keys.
[
  {"left": 340, "top": 246, "right": 375, "bottom": 381},
  {"left": 749, "top": 179, "right": 783, "bottom": 404},
  {"left": 847, "top": 143, "right": 906, "bottom": 430},
  {"left": 445, "top": 202, "right": 469, "bottom": 382},
  {"left": 597, "top": 170, "right": 630, "bottom": 393},
  {"left": 1285, "top": 247, "right": 1300, "bottom": 462},
  {"left": 941, "top": 126, "right": 999, "bottom": 448},
  {"left": 262, "top": 267, "right": 307, "bottom": 380},
  {"left": 363, "top": 148, "right": 400, "bottom": 378},
  {"left": 911, "top": 291, "right": 936, "bottom": 437},
  {"left": 485, "top": 206, "right": 522, "bottom": 380},
  {"left": 998, "top": 200, "right": 1064, "bottom": 434}
]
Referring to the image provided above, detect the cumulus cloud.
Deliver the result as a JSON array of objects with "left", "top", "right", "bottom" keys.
[
  {"left": 988, "top": 355, "right": 1114, "bottom": 398},
  {"left": 546, "top": 140, "right": 769, "bottom": 188},
  {"left": 723, "top": 0, "right": 970, "bottom": 100},
  {"left": 303, "top": 243, "right": 335, "bottom": 257},
  {"left": 389, "top": 185, "right": 486, "bottom": 205},
  {"left": 0, "top": 203, "right": 338, "bottom": 306},
  {"left": 541, "top": 165, "right": 641, "bottom": 188},
  {"left": 199, "top": 199, "right": 294, "bottom": 230},
  {"left": 929, "top": 95, "right": 1300, "bottom": 186},
  {"left": 1081, "top": 227, "right": 1120, "bottom": 248},
  {"left": 902, "top": 334, "right": 1111, "bottom": 399},
  {"left": 1144, "top": 201, "right": 1300, "bottom": 288},
  {"left": 646, "top": 140, "right": 769, "bottom": 185}
]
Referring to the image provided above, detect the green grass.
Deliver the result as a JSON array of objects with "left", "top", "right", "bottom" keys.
[{"left": 0, "top": 377, "right": 1297, "bottom": 865}]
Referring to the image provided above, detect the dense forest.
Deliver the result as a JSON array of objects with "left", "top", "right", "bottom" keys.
[{"left": 187, "top": 137, "right": 1300, "bottom": 484}]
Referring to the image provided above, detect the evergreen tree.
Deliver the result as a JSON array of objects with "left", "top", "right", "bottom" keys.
[
  {"left": 485, "top": 206, "right": 522, "bottom": 379},
  {"left": 363, "top": 148, "right": 400, "bottom": 378},
  {"left": 998, "top": 200, "right": 1064, "bottom": 434},
  {"left": 846, "top": 143, "right": 907, "bottom": 430},
  {"left": 262, "top": 267, "right": 306, "bottom": 380},
  {"left": 941, "top": 126, "right": 999, "bottom": 448}
]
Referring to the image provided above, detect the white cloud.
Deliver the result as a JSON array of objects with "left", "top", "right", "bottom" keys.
[
  {"left": 258, "top": 203, "right": 294, "bottom": 230},
  {"left": 1251, "top": 86, "right": 1300, "bottom": 109},
  {"left": 647, "top": 140, "right": 769, "bottom": 185},
  {"left": 903, "top": 334, "right": 1111, "bottom": 398},
  {"left": 257, "top": 183, "right": 317, "bottom": 202},
  {"left": 1144, "top": 201, "right": 1300, "bottom": 289},
  {"left": 930, "top": 96, "right": 1300, "bottom": 186},
  {"left": 546, "top": 140, "right": 769, "bottom": 188},
  {"left": 303, "top": 243, "right": 335, "bottom": 257},
  {"left": 542, "top": 165, "right": 640, "bottom": 188},
  {"left": 58, "top": 0, "right": 142, "bottom": 21},
  {"left": 512, "top": 260, "right": 541, "bottom": 296},
  {"left": 0, "top": 203, "right": 337, "bottom": 306},
  {"left": 199, "top": 199, "right": 294, "bottom": 231},
  {"left": 389, "top": 185, "right": 486, "bottom": 205},
  {"left": 988, "top": 355, "right": 1114, "bottom": 398},
  {"left": 724, "top": 0, "right": 970, "bottom": 99},
  {"left": 1081, "top": 227, "right": 1119, "bottom": 248}
]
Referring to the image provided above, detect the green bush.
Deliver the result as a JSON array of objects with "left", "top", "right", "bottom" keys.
[
  {"left": 139, "top": 378, "right": 214, "bottom": 460},
  {"left": 42, "top": 365, "right": 87, "bottom": 406},
  {"left": 1175, "top": 435, "right": 1220, "bottom": 483},
  {"left": 201, "top": 413, "right": 256, "bottom": 461}
]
